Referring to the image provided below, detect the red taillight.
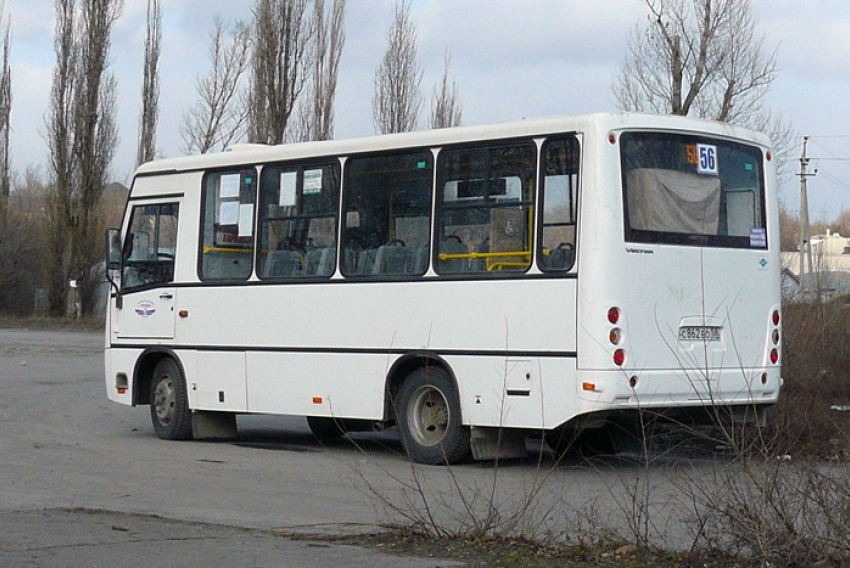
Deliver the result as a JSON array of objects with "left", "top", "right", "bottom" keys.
[
  {"left": 772, "top": 310, "right": 780, "bottom": 326},
  {"left": 607, "top": 307, "right": 620, "bottom": 325},
  {"left": 613, "top": 349, "right": 626, "bottom": 366},
  {"left": 770, "top": 348, "right": 779, "bottom": 365},
  {"left": 766, "top": 151, "right": 772, "bottom": 162},
  {"left": 608, "top": 133, "right": 617, "bottom": 145}
]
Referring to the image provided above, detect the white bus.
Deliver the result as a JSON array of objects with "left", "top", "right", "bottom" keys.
[{"left": 104, "top": 112, "right": 782, "bottom": 464}]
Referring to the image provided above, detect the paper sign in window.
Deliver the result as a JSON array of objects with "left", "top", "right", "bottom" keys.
[
  {"left": 219, "top": 201, "right": 238, "bottom": 225},
  {"left": 238, "top": 204, "right": 254, "bottom": 237},
  {"left": 219, "top": 174, "right": 240, "bottom": 198},
  {"left": 279, "top": 171, "right": 297, "bottom": 206},
  {"left": 303, "top": 169, "right": 323, "bottom": 195}
]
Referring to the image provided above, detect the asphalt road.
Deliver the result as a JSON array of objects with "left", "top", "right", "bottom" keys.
[{"left": 0, "top": 328, "right": 712, "bottom": 566}]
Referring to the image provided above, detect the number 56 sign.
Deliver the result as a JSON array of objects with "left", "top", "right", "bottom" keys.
[{"left": 696, "top": 143, "right": 718, "bottom": 175}]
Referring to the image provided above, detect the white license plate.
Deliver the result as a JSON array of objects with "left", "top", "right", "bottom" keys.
[{"left": 678, "top": 326, "right": 721, "bottom": 341}]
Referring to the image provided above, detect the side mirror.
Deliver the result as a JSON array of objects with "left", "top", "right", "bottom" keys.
[
  {"left": 105, "top": 229, "right": 123, "bottom": 309},
  {"left": 106, "top": 229, "right": 122, "bottom": 270}
]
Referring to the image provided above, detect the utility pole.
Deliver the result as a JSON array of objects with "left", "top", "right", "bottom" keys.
[{"left": 798, "top": 136, "right": 818, "bottom": 301}]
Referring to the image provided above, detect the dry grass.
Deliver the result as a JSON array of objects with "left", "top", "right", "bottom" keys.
[{"left": 772, "top": 298, "right": 850, "bottom": 458}]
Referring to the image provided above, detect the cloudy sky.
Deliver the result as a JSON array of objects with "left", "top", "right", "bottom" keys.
[{"left": 5, "top": 0, "right": 850, "bottom": 220}]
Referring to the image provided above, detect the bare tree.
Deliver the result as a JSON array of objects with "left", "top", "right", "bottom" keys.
[
  {"left": 136, "top": 0, "right": 161, "bottom": 167},
  {"left": 372, "top": 0, "right": 422, "bottom": 134},
  {"left": 45, "top": 0, "right": 77, "bottom": 316},
  {"left": 614, "top": 0, "right": 774, "bottom": 121},
  {"left": 613, "top": 0, "right": 793, "bottom": 177},
  {"left": 310, "top": 0, "right": 346, "bottom": 141},
  {"left": 45, "top": 0, "right": 123, "bottom": 317},
  {"left": 181, "top": 18, "right": 252, "bottom": 154},
  {"left": 430, "top": 50, "right": 462, "bottom": 130},
  {"left": 74, "top": 0, "right": 122, "bottom": 316},
  {"left": 0, "top": 2, "right": 11, "bottom": 219},
  {"left": 248, "top": 0, "right": 313, "bottom": 145}
]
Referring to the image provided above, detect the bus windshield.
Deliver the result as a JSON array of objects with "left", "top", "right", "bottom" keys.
[{"left": 620, "top": 132, "right": 767, "bottom": 249}]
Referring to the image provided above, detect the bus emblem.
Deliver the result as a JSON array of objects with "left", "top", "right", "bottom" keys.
[{"left": 134, "top": 301, "right": 156, "bottom": 318}]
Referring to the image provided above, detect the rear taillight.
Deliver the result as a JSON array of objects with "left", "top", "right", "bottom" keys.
[
  {"left": 613, "top": 349, "right": 625, "bottom": 367},
  {"left": 607, "top": 307, "right": 626, "bottom": 367},
  {"left": 769, "top": 310, "right": 780, "bottom": 365}
]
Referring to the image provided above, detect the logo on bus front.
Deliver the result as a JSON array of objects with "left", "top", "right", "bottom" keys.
[{"left": 134, "top": 301, "right": 156, "bottom": 318}]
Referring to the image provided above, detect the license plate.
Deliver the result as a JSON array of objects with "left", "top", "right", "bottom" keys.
[{"left": 678, "top": 326, "right": 721, "bottom": 341}]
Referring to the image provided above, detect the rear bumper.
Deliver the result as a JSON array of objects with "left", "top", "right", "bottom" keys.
[{"left": 575, "top": 366, "right": 781, "bottom": 412}]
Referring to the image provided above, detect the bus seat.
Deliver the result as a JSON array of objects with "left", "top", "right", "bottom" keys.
[
  {"left": 470, "top": 238, "right": 489, "bottom": 271},
  {"left": 356, "top": 248, "right": 378, "bottom": 275},
  {"left": 414, "top": 246, "right": 430, "bottom": 273},
  {"left": 439, "top": 240, "right": 469, "bottom": 273},
  {"left": 202, "top": 251, "right": 249, "bottom": 280},
  {"left": 265, "top": 250, "right": 303, "bottom": 277},
  {"left": 545, "top": 244, "right": 574, "bottom": 270},
  {"left": 317, "top": 246, "right": 336, "bottom": 276},
  {"left": 373, "top": 244, "right": 412, "bottom": 275},
  {"left": 304, "top": 247, "right": 324, "bottom": 275}
]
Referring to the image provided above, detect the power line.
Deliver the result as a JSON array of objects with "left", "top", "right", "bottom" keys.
[{"left": 815, "top": 166, "right": 850, "bottom": 193}]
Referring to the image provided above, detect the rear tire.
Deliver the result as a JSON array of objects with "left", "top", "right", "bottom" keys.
[
  {"left": 150, "top": 358, "right": 193, "bottom": 440},
  {"left": 396, "top": 366, "right": 470, "bottom": 465}
]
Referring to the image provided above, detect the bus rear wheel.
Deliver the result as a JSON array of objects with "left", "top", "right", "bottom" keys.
[
  {"left": 396, "top": 367, "right": 470, "bottom": 465},
  {"left": 150, "top": 358, "right": 193, "bottom": 440}
]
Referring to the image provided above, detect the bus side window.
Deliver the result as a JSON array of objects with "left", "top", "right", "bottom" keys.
[
  {"left": 341, "top": 151, "right": 433, "bottom": 277},
  {"left": 199, "top": 169, "right": 256, "bottom": 281},
  {"left": 436, "top": 142, "right": 536, "bottom": 274},
  {"left": 538, "top": 137, "right": 580, "bottom": 272},
  {"left": 257, "top": 162, "right": 340, "bottom": 279}
]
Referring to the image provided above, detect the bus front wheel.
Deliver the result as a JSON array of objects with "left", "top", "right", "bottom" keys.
[
  {"left": 396, "top": 367, "right": 470, "bottom": 465},
  {"left": 150, "top": 358, "right": 193, "bottom": 440}
]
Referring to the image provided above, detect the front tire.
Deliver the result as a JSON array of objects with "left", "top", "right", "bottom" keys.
[
  {"left": 150, "top": 358, "right": 193, "bottom": 440},
  {"left": 396, "top": 367, "right": 470, "bottom": 465}
]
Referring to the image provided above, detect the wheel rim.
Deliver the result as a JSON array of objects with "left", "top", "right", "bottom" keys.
[
  {"left": 153, "top": 376, "right": 175, "bottom": 425},
  {"left": 407, "top": 385, "right": 450, "bottom": 447}
]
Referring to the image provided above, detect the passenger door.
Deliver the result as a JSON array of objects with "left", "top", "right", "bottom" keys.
[{"left": 112, "top": 201, "right": 180, "bottom": 340}]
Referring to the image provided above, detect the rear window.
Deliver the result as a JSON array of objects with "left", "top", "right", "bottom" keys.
[{"left": 621, "top": 132, "right": 767, "bottom": 249}]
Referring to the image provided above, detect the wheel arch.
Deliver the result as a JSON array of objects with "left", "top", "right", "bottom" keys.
[
  {"left": 132, "top": 347, "right": 184, "bottom": 406},
  {"left": 383, "top": 352, "right": 459, "bottom": 422}
]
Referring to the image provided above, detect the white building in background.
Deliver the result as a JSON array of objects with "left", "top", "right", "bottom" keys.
[{"left": 780, "top": 230, "right": 850, "bottom": 301}]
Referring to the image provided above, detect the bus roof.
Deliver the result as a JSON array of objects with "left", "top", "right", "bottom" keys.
[{"left": 137, "top": 112, "right": 773, "bottom": 176}]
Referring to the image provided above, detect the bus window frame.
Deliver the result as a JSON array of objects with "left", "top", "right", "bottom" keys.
[
  {"left": 434, "top": 137, "right": 537, "bottom": 277},
  {"left": 536, "top": 134, "right": 581, "bottom": 274},
  {"left": 339, "top": 147, "right": 435, "bottom": 280},
  {"left": 256, "top": 158, "right": 342, "bottom": 281},
  {"left": 197, "top": 166, "right": 258, "bottom": 282}
]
